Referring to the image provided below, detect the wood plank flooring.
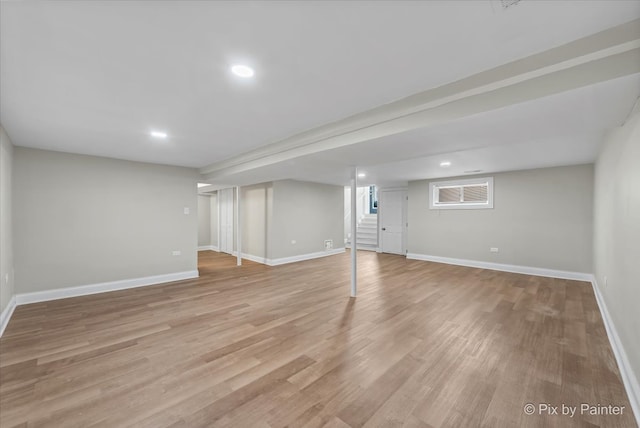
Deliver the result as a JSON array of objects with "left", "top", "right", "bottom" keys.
[{"left": 0, "top": 251, "right": 635, "bottom": 427}]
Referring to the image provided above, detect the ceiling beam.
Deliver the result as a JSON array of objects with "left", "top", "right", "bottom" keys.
[{"left": 201, "top": 19, "right": 640, "bottom": 181}]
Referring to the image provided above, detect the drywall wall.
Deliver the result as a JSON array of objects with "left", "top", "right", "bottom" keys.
[
  {"left": 241, "top": 183, "right": 273, "bottom": 260},
  {"left": 271, "top": 180, "right": 344, "bottom": 259},
  {"left": 197, "top": 195, "right": 211, "bottom": 247},
  {"left": 408, "top": 164, "right": 594, "bottom": 273},
  {"left": 593, "top": 102, "right": 640, "bottom": 399},
  {"left": 14, "top": 148, "right": 199, "bottom": 293},
  {"left": 0, "top": 127, "right": 14, "bottom": 314}
]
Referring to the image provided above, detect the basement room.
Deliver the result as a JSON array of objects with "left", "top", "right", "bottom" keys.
[{"left": 0, "top": 1, "right": 639, "bottom": 427}]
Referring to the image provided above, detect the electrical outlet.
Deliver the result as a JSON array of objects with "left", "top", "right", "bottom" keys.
[
  {"left": 172, "top": 250, "right": 181, "bottom": 256},
  {"left": 325, "top": 239, "right": 333, "bottom": 250},
  {"left": 490, "top": 247, "right": 499, "bottom": 253},
  {"left": 183, "top": 207, "right": 190, "bottom": 215}
]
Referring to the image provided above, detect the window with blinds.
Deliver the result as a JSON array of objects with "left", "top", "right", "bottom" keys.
[{"left": 429, "top": 177, "right": 494, "bottom": 209}]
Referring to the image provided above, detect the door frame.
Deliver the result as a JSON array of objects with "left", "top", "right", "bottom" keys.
[
  {"left": 378, "top": 187, "right": 408, "bottom": 255},
  {"left": 368, "top": 185, "right": 378, "bottom": 214}
]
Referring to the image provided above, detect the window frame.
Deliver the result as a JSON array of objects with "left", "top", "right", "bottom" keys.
[{"left": 429, "top": 176, "right": 494, "bottom": 210}]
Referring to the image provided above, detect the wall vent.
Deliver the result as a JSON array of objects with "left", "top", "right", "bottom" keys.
[{"left": 501, "top": 0, "right": 521, "bottom": 9}]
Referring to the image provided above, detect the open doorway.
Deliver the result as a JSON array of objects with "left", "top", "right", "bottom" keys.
[
  {"left": 344, "top": 186, "right": 378, "bottom": 251},
  {"left": 197, "top": 187, "right": 239, "bottom": 273},
  {"left": 368, "top": 185, "right": 378, "bottom": 214}
]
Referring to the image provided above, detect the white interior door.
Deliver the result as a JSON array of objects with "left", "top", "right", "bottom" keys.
[
  {"left": 380, "top": 189, "right": 407, "bottom": 255},
  {"left": 219, "top": 188, "right": 234, "bottom": 254}
]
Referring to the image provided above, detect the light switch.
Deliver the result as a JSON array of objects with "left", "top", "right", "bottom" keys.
[{"left": 183, "top": 207, "right": 190, "bottom": 215}]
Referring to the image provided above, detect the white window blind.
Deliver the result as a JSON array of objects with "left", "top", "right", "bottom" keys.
[{"left": 429, "top": 177, "right": 494, "bottom": 210}]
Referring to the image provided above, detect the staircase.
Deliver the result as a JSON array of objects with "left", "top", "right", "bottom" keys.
[{"left": 352, "top": 213, "right": 378, "bottom": 251}]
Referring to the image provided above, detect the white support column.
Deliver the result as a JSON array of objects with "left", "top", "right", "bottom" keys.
[
  {"left": 236, "top": 186, "right": 242, "bottom": 266},
  {"left": 350, "top": 167, "right": 357, "bottom": 297}
]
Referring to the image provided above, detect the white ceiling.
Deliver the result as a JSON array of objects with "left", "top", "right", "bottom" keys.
[
  {"left": 2, "top": 0, "right": 640, "bottom": 174},
  {"left": 200, "top": 73, "right": 640, "bottom": 188}
]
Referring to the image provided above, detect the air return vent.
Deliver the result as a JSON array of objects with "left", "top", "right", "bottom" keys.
[{"left": 501, "top": 0, "right": 521, "bottom": 9}]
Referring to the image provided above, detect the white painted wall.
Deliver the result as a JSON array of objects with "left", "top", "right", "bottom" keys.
[
  {"left": 593, "top": 102, "right": 640, "bottom": 400},
  {"left": 13, "top": 148, "right": 199, "bottom": 293},
  {"left": 407, "top": 164, "right": 594, "bottom": 273},
  {"left": 0, "top": 127, "right": 14, "bottom": 314}
]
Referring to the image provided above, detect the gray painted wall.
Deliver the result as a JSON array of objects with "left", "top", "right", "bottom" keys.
[
  {"left": 270, "top": 180, "right": 344, "bottom": 260},
  {"left": 0, "top": 127, "right": 14, "bottom": 313},
  {"left": 14, "top": 148, "right": 199, "bottom": 293},
  {"left": 408, "top": 164, "right": 594, "bottom": 273},
  {"left": 197, "top": 195, "right": 211, "bottom": 247},
  {"left": 232, "top": 180, "right": 342, "bottom": 262},
  {"left": 593, "top": 103, "right": 640, "bottom": 388},
  {"left": 241, "top": 183, "right": 273, "bottom": 259}
]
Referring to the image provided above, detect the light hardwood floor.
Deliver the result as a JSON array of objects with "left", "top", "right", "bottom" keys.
[{"left": 0, "top": 251, "right": 635, "bottom": 427}]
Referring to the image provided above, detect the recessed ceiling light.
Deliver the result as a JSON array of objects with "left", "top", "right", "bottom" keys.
[
  {"left": 440, "top": 161, "right": 451, "bottom": 167},
  {"left": 358, "top": 172, "right": 366, "bottom": 178},
  {"left": 231, "top": 64, "right": 255, "bottom": 78},
  {"left": 197, "top": 183, "right": 210, "bottom": 188},
  {"left": 150, "top": 130, "right": 167, "bottom": 139}
]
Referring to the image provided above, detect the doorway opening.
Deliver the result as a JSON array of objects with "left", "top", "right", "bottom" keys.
[
  {"left": 369, "top": 186, "right": 378, "bottom": 214},
  {"left": 344, "top": 186, "right": 378, "bottom": 251}
]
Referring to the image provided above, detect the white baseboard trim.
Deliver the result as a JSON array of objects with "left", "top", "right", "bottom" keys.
[
  {"left": 15, "top": 270, "right": 200, "bottom": 306},
  {"left": 231, "top": 248, "right": 346, "bottom": 266},
  {"left": 268, "top": 248, "right": 346, "bottom": 266},
  {"left": 0, "top": 295, "right": 17, "bottom": 337},
  {"left": 198, "top": 245, "right": 220, "bottom": 252},
  {"left": 406, "top": 253, "right": 592, "bottom": 281},
  {"left": 241, "top": 253, "right": 269, "bottom": 265},
  {"left": 345, "top": 244, "right": 379, "bottom": 253},
  {"left": 591, "top": 277, "right": 640, "bottom": 426}
]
